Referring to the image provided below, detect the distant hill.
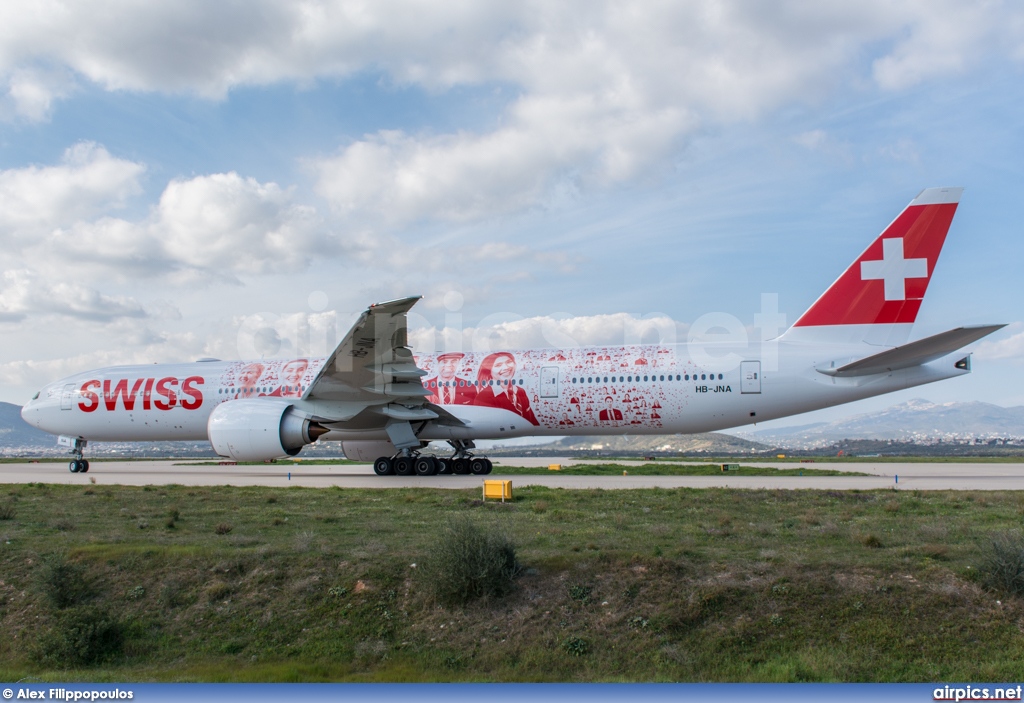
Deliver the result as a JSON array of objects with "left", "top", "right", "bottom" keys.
[
  {"left": 736, "top": 399, "right": 1024, "bottom": 447},
  {"left": 0, "top": 402, "right": 58, "bottom": 450},
  {"left": 487, "top": 432, "right": 770, "bottom": 456}
]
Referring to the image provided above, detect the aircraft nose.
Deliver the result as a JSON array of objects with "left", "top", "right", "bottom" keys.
[
  {"left": 20, "top": 401, "right": 37, "bottom": 427},
  {"left": 21, "top": 391, "right": 45, "bottom": 428}
]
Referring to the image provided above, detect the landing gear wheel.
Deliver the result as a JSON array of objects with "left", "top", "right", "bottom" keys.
[
  {"left": 69, "top": 460, "right": 80, "bottom": 473},
  {"left": 453, "top": 458, "right": 471, "bottom": 475},
  {"left": 394, "top": 456, "right": 415, "bottom": 476},
  {"left": 437, "top": 458, "right": 453, "bottom": 475},
  {"left": 470, "top": 458, "right": 489, "bottom": 475},
  {"left": 482, "top": 458, "right": 492, "bottom": 475},
  {"left": 414, "top": 457, "right": 438, "bottom": 476},
  {"left": 373, "top": 457, "right": 395, "bottom": 476},
  {"left": 80, "top": 460, "right": 90, "bottom": 473}
]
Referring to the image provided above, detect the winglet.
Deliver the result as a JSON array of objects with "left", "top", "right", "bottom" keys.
[
  {"left": 369, "top": 296, "right": 422, "bottom": 315},
  {"left": 816, "top": 324, "right": 1004, "bottom": 377}
]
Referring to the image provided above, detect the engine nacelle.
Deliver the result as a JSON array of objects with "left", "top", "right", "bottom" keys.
[{"left": 208, "top": 399, "right": 325, "bottom": 462}]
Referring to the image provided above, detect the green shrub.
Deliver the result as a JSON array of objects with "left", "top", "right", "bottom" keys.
[
  {"left": 38, "top": 553, "right": 94, "bottom": 609},
  {"left": 0, "top": 502, "right": 15, "bottom": 520},
  {"left": 861, "top": 534, "right": 883, "bottom": 549},
  {"left": 979, "top": 532, "right": 1024, "bottom": 597},
  {"left": 563, "top": 635, "right": 589, "bottom": 656},
  {"left": 159, "top": 579, "right": 189, "bottom": 609},
  {"left": 568, "top": 584, "right": 593, "bottom": 604},
  {"left": 37, "top": 606, "right": 123, "bottom": 666},
  {"left": 422, "top": 515, "right": 520, "bottom": 606}
]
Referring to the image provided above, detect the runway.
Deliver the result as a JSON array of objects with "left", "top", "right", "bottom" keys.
[{"left": 3, "top": 457, "right": 1024, "bottom": 490}]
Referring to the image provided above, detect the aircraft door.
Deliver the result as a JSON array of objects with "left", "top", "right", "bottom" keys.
[
  {"left": 540, "top": 366, "right": 560, "bottom": 398},
  {"left": 60, "top": 383, "right": 76, "bottom": 410},
  {"left": 740, "top": 361, "right": 761, "bottom": 394}
]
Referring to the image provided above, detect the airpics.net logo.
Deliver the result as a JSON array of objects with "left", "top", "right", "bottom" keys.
[
  {"left": 934, "top": 685, "right": 1024, "bottom": 701},
  {"left": 235, "top": 290, "right": 788, "bottom": 373}
]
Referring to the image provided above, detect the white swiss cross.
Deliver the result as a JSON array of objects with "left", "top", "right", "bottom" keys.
[{"left": 859, "top": 237, "right": 928, "bottom": 301}]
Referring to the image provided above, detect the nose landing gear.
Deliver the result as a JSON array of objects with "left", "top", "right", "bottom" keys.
[{"left": 66, "top": 437, "right": 89, "bottom": 473}]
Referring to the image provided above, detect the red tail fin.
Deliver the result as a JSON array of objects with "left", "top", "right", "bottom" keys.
[{"left": 792, "top": 187, "right": 961, "bottom": 333}]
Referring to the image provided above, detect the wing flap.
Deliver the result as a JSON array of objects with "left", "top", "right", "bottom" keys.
[{"left": 818, "top": 324, "right": 1005, "bottom": 377}]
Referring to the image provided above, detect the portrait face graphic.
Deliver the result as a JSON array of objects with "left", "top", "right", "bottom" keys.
[
  {"left": 491, "top": 354, "right": 516, "bottom": 381},
  {"left": 439, "top": 356, "right": 460, "bottom": 380},
  {"left": 238, "top": 364, "right": 264, "bottom": 387},
  {"left": 282, "top": 360, "right": 308, "bottom": 386}
]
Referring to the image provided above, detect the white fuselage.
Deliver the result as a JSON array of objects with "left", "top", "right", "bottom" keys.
[{"left": 20, "top": 338, "right": 969, "bottom": 447}]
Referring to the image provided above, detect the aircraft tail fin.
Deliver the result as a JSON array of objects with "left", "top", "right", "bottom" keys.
[{"left": 781, "top": 187, "right": 962, "bottom": 346}]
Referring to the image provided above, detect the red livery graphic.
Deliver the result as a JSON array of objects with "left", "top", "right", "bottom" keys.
[
  {"left": 218, "top": 358, "right": 321, "bottom": 399},
  {"left": 424, "top": 352, "right": 477, "bottom": 405}
]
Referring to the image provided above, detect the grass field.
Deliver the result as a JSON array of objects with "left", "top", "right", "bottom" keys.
[{"left": 1, "top": 482, "right": 1023, "bottom": 682}]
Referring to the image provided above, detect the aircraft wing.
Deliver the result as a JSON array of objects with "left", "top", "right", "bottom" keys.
[
  {"left": 303, "top": 296, "right": 439, "bottom": 422},
  {"left": 818, "top": 324, "right": 1005, "bottom": 377}
]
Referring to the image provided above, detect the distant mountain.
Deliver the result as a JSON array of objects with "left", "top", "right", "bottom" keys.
[
  {"left": 0, "top": 401, "right": 58, "bottom": 450},
  {"left": 488, "top": 432, "right": 770, "bottom": 456},
  {"left": 735, "top": 399, "right": 1024, "bottom": 447}
]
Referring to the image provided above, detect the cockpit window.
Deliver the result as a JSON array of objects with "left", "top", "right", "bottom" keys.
[{"left": 32, "top": 391, "right": 39, "bottom": 400}]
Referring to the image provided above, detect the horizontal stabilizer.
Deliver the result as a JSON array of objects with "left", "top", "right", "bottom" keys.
[{"left": 817, "top": 324, "right": 1005, "bottom": 377}]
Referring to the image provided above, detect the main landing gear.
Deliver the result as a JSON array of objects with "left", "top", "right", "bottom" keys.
[
  {"left": 67, "top": 438, "right": 90, "bottom": 473},
  {"left": 372, "top": 439, "right": 493, "bottom": 477}
]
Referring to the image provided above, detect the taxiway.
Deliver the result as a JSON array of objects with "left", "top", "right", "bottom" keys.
[{"left": 2, "top": 457, "right": 1023, "bottom": 490}]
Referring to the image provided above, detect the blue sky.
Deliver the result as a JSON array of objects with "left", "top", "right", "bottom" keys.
[{"left": 1, "top": 1, "right": 1023, "bottom": 429}]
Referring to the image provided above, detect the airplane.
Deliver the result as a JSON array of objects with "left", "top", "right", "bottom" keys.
[{"left": 21, "top": 187, "right": 1004, "bottom": 476}]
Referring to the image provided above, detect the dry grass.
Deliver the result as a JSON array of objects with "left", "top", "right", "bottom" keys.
[{"left": 0, "top": 484, "right": 1022, "bottom": 682}]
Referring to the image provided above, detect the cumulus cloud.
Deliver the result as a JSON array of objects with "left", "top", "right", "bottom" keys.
[
  {"left": 4, "top": 164, "right": 330, "bottom": 281},
  {"left": 155, "top": 173, "right": 325, "bottom": 274},
  {"left": 304, "top": 1, "right": 1024, "bottom": 226},
  {"left": 0, "top": 326, "right": 207, "bottom": 392},
  {"left": 2, "top": 66, "right": 76, "bottom": 121},
  {"left": 0, "top": 142, "right": 144, "bottom": 235},
  {"left": 0, "top": 2, "right": 1021, "bottom": 228},
  {"left": 163, "top": 308, "right": 690, "bottom": 368},
  {"left": 0, "top": 269, "right": 146, "bottom": 322},
  {"left": 408, "top": 312, "right": 687, "bottom": 356},
  {"left": 974, "top": 324, "right": 1024, "bottom": 361}
]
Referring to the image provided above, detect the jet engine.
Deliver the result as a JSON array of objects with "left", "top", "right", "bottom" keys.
[{"left": 207, "top": 399, "right": 327, "bottom": 462}]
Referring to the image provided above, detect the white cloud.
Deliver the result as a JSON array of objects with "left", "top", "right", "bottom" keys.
[
  {"left": 0, "top": 2, "right": 1021, "bottom": 230},
  {"left": 2, "top": 66, "right": 75, "bottom": 121},
  {"left": 871, "top": 2, "right": 996, "bottom": 91},
  {"left": 975, "top": 324, "right": 1024, "bottom": 361},
  {"left": 408, "top": 312, "right": 687, "bottom": 355},
  {"left": 155, "top": 173, "right": 325, "bottom": 274},
  {"left": 305, "top": 1, "right": 1024, "bottom": 226},
  {"left": 0, "top": 142, "right": 144, "bottom": 235},
  {"left": 0, "top": 269, "right": 146, "bottom": 322},
  {"left": 11, "top": 167, "right": 331, "bottom": 282}
]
